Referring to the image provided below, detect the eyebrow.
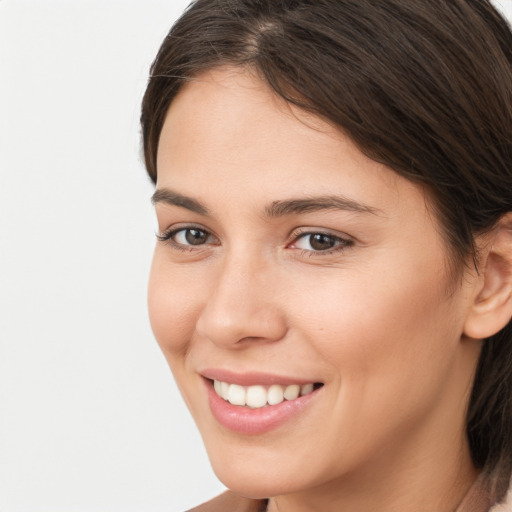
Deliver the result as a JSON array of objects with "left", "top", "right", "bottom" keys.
[
  {"left": 151, "top": 189, "right": 210, "bottom": 215},
  {"left": 265, "top": 195, "right": 381, "bottom": 217},
  {"left": 151, "top": 188, "right": 380, "bottom": 218}
]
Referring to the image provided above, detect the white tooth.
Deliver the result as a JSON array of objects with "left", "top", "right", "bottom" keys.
[
  {"left": 246, "top": 385, "right": 267, "bottom": 408},
  {"left": 228, "top": 384, "right": 246, "bottom": 406},
  {"left": 300, "top": 383, "right": 314, "bottom": 396},
  {"left": 284, "top": 384, "right": 300, "bottom": 401},
  {"left": 220, "top": 381, "right": 230, "bottom": 400},
  {"left": 213, "top": 380, "right": 222, "bottom": 395},
  {"left": 267, "top": 384, "right": 284, "bottom": 405}
]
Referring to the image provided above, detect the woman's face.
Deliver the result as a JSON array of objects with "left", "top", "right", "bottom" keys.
[{"left": 149, "top": 67, "right": 480, "bottom": 499}]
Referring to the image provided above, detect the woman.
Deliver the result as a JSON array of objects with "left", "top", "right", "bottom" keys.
[{"left": 141, "top": 1, "right": 512, "bottom": 510}]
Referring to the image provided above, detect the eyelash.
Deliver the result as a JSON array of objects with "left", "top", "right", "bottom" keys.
[
  {"left": 156, "top": 225, "right": 218, "bottom": 252},
  {"left": 156, "top": 226, "right": 353, "bottom": 255},
  {"left": 290, "top": 228, "right": 354, "bottom": 256}
]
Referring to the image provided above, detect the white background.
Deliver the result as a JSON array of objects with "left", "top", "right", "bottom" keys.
[
  {"left": 0, "top": 1, "right": 223, "bottom": 511},
  {"left": 1, "top": 1, "right": 511, "bottom": 511}
]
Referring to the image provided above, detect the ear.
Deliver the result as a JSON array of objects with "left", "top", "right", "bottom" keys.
[{"left": 463, "top": 213, "right": 512, "bottom": 340}]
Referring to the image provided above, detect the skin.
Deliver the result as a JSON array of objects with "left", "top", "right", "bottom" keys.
[{"left": 149, "top": 67, "right": 483, "bottom": 512}]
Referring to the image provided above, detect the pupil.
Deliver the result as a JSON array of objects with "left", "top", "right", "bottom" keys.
[
  {"left": 185, "top": 229, "right": 207, "bottom": 245},
  {"left": 310, "top": 233, "right": 334, "bottom": 251}
]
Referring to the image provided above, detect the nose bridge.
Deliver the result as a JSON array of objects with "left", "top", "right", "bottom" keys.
[{"left": 196, "top": 248, "right": 286, "bottom": 347}]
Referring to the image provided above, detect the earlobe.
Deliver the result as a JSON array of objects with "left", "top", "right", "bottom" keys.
[{"left": 463, "top": 214, "right": 512, "bottom": 340}]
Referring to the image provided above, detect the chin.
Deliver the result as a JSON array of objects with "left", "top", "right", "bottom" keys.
[
  {"left": 205, "top": 440, "right": 327, "bottom": 499},
  {"left": 211, "top": 463, "right": 294, "bottom": 499}
]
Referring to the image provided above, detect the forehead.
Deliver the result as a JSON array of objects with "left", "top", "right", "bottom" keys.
[
  {"left": 159, "top": 67, "right": 339, "bottom": 165},
  {"left": 157, "top": 67, "right": 406, "bottom": 208}
]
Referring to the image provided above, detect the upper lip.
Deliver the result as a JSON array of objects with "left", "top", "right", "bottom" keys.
[{"left": 200, "top": 368, "right": 322, "bottom": 387}]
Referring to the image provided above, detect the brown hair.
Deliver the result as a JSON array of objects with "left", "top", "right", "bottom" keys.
[{"left": 141, "top": 0, "right": 512, "bottom": 486}]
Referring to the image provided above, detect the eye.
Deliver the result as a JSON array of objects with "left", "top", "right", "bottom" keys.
[
  {"left": 174, "top": 228, "right": 211, "bottom": 246},
  {"left": 157, "top": 226, "right": 218, "bottom": 248},
  {"left": 292, "top": 232, "right": 351, "bottom": 252}
]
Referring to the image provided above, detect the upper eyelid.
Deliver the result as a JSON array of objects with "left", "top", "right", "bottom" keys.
[
  {"left": 289, "top": 227, "right": 353, "bottom": 242},
  {"left": 290, "top": 233, "right": 350, "bottom": 247},
  {"left": 158, "top": 223, "right": 214, "bottom": 237}
]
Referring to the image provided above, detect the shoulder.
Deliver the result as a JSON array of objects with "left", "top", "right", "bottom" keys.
[{"left": 186, "top": 491, "right": 266, "bottom": 512}]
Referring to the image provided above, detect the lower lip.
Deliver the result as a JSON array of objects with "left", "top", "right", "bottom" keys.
[{"left": 205, "top": 380, "right": 321, "bottom": 435}]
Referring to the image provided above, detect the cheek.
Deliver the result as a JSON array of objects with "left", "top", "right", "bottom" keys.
[
  {"left": 147, "top": 253, "right": 204, "bottom": 358},
  {"left": 294, "top": 259, "right": 461, "bottom": 401},
  {"left": 281, "top": 262, "right": 465, "bottom": 470}
]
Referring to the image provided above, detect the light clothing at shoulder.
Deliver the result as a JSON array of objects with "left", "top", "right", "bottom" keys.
[{"left": 491, "top": 483, "right": 512, "bottom": 512}]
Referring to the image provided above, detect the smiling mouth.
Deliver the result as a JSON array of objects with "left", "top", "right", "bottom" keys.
[{"left": 212, "top": 379, "right": 324, "bottom": 409}]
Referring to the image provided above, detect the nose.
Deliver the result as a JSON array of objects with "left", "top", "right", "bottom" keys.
[{"left": 195, "top": 254, "right": 287, "bottom": 348}]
